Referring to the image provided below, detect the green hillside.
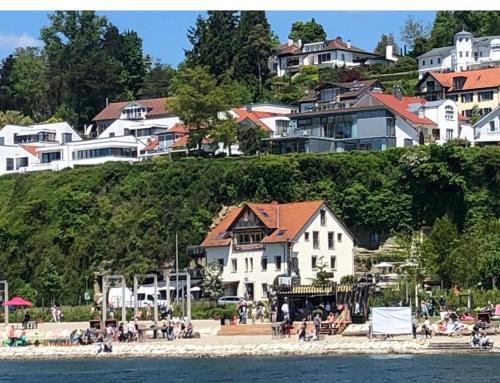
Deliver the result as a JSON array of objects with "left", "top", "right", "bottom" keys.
[{"left": 0, "top": 144, "right": 499, "bottom": 304}]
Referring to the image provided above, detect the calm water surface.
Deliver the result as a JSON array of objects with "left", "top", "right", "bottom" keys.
[{"left": 0, "top": 355, "right": 499, "bottom": 382}]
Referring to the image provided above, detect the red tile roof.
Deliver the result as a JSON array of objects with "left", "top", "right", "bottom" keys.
[
  {"left": 167, "top": 123, "right": 190, "bottom": 134},
  {"left": 369, "top": 93, "right": 436, "bottom": 127},
  {"left": 232, "top": 108, "right": 277, "bottom": 133},
  {"left": 20, "top": 145, "right": 38, "bottom": 157},
  {"left": 427, "top": 67, "right": 500, "bottom": 91},
  {"left": 92, "top": 98, "right": 171, "bottom": 122},
  {"left": 201, "top": 200, "right": 325, "bottom": 247},
  {"left": 142, "top": 137, "right": 159, "bottom": 152},
  {"left": 276, "top": 38, "right": 373, "bottom": 56},
  {"left": 170, "top": 135, "right": 189, "bottom": 149}
]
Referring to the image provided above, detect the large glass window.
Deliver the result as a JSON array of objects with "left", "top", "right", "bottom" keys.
[
  {"left": 318, "top": 53, "right": 331, "bottom": 64},
  {"left": 445, "top": 105, "right": 455, "bottom": 121},
  {"left": 15, "top": 157, "right": 28, "bottom": 170},
  {"left": 460, "top": 93, "right": 473, "bottom": 103},
  {"left": 386, "top": 117, "right": 396, "bottom": 136},
  {"left": 320, "top": 88, "right": 335, "bottom": 102},
  {"left": 6, "top": 158, "right": 14, "bottom": 171},
  {"left": 0, "top": 137, "right": 4, "bottom": 145},
  {"left": 42, "top": 151, "right": 61, "bottom": 163},
  {"left": 62, "top": 133, "right": 72, "bottom": 144},
  {"left": 479, "top": 91, "right": 494, "bottom": 101},
  {"left": 335, "top": 115, "right": 353, "bottom": 139},
  {"left": 72, "top": 147, "right": 137, "bottom": 160}
]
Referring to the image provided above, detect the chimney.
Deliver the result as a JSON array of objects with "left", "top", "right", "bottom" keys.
[
  {"left": 347, "top": 40, "right": 351, "bottom": 49},
  {"left": 385, "top": 45, "right": 393, "bottom": 60},
  {"left": 392, "top": 84, "right": 403, "bottom": 101},
  {"left": 297, "top": 39, "right": 302, "bottom": 49},
  {"left": 336, "top": 36, "right": 342, "bottom": 42},
  {"left": 246, "top": 104, "right": 253, "bottom": 112},
  {"left": 287, "top": 38, "right": 294, "bottom": 46},
  {"left": 106, "top": 97, "right": 109, "bottom": 107}
]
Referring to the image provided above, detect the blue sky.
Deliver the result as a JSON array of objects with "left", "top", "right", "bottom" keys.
[{"left": 0, "top": 11, "right": 436, "bottom": 66}]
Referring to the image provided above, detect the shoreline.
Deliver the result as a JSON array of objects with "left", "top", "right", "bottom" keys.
[{"left": 0, "top": 338, "right": 498, "bottom": 360}]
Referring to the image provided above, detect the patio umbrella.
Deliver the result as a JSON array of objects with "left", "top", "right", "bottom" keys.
[
  {"left": 2, "top": 296, "right": 33, "bottom": 306},
  {"left": 373, "top": 262, "right": 393, "bottom": 269}
]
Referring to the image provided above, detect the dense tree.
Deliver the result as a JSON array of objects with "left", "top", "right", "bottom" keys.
[
  {"left": 168, "top": 65, "right": 228, "bottom": 154},
  {"left": 0, "top": 145, "right": 498, "bottom": 303},
  {"left": 374, "top": 33, "right": 399, "bottom": 56},
  {"left": 0, "top": 54, "right": 17, "bottom": 111},
  {"left": 40, "top": 11, "right": 148, "bottom": 126},
  {"left": 288, "top": 18, "right": 326, "bottom": 44},
  {"left": 233, "top": 11, "right": 273, "bottom": 101},
  {"left": 236, "top": 125, "right": 269, "bottom": 155},
  {"left": 211, "top": 117, "right": 238, "bottom": 156},
  {"left": 139, "top": 62, "right": 176, "bottom": 98},
  {"left": 427, "top": 11, "right": 500, "bottom": 50},
  {"left": 420, "top": 216, "right": 458, "bottom": 287},
  {"left": 185, "top": 11, "right": 239, "bottom": 78},
  {"left": 9, "top": 48, "right": 49, "bottom": 120},
  {"left": 0, "top": 110, "right": 33, "bottom": 128}
]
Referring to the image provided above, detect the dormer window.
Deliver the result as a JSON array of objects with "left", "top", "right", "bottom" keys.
[
  {"left": 121, "top": 103, "right": 146, "bottom": 120},
  {"left": 418, "top": 108, "right": 424, "bottom": 118},
  {"left": 452, "top": 76, "right": 466, "bottom": 90}
]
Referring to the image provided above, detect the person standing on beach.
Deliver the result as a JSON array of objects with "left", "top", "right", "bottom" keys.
[
  {"left": 313, "top": 313, "right": 321, "bottom": 334},
  {"left": 146, "top": 303, "right": 152, "bottom": 321},
  {"left": 412, "top": 316, "right": 418, "bottom": 339}
]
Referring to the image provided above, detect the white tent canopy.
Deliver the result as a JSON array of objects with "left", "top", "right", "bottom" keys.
[{"left": 373, "top": 262, "right": 394, "bottom": 269}]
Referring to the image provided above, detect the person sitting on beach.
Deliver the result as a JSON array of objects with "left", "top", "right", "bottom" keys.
[
  {"left": 96, "top": 335, "right": 104, "bottom": 353},
  {"left": 184, "top": 323, "right": 194, "bottom": 338},
  {"left": 479, "top": 333, "right": 490, "bottom": 349},
  {"left": 327, "top": 311, "right": 335, "bottom": 334},
  {"left": 298, "top": 319, "right": 307, "bottom": 341}
]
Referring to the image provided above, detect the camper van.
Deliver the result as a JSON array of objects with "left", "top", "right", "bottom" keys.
[{"left": 108, "top": 284, "right": 173, "bottom": 308}]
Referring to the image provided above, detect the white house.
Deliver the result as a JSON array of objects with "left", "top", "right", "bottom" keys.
[
  {"left": 90, "top": 97, "right": 175, "bottom": 136},
  {"left": 418, "top": 30, "right": 500, "bottom": 78},
  {"left": 473, "top": 105, "right": 500, "bottom": 146},
  {"left": 0, "top": 122, "right": 81, "bottom": 147},
  {"left": 32, "top": 135, "right": 142, "bottom": 172},
  {"left": 200, "top": 200, "right": 355, "bottom": 301},
  {"left": 272, "top": 37, "right": 382, "bottom": 77},
  {"left": 0, "top": 122, "right": 82, "bottom": 176}
]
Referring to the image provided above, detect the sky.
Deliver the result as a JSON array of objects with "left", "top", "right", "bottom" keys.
[{"left": 0, "top": 11, "right": 436, "bottom": 66}]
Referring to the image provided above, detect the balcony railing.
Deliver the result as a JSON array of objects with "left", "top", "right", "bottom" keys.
[
  {"left": 233, "top": 243, "right": 265, "bottom": 252},
  {"left": 187, "top": 245, "right": 205, "bottom": 258}
]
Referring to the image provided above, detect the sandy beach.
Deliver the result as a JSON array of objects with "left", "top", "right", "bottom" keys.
[{"left": 0, "top": 320, "right": 498, "bottom": 360}]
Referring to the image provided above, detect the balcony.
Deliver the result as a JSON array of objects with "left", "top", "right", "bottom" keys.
[
  {"left": 233, "top": 243, "right": 264, "bottom": 252},
  {"left": 187, "top": 245, "right": 205, "bottom": 258}
]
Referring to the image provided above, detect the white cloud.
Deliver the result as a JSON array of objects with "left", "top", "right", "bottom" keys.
[{"left": 0, "top": 33, "right": 42, "bottom": 50}]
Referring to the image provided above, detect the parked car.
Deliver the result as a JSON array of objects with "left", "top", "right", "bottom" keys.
[{"left": 217, "top": 296, "right": 246, "bottom": 306}]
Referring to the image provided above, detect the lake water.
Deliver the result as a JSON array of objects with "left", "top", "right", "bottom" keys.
[{"left": 0, "top": 355, "right": 498, "bottom": 382}]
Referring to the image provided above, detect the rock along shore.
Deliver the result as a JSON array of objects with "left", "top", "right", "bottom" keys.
[{"left": 1, "top": 337, "right": 498, "bottom": 360}]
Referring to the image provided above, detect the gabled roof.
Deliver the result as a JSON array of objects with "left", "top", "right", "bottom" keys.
[
  {"left": 276, "top": 38, "right": 374, "bottom": 57},
  {"left": 231, "top": 108, "right": 278, "bottom": 133},
  {"left": 201, "top": 200, "right": 326, "bottom": 247},
  {"left": 473, "top": 105, "right": 500, "bottom": 128},
  {"left": 419, "top": 67, "right": 500, "bottom": 92},
  {"left": 298, "top": 80, "right": 383, "bottom": 103},
  {"left": 367, "top": 92, "right": 436, "bottom": 127},
  {"left": 92, "top": 97, "right": 171, "bottom": 122}
]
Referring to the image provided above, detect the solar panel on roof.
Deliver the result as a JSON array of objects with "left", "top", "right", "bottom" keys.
[{"left": 258, "top": 208, "right": 269, "bottom": 217}]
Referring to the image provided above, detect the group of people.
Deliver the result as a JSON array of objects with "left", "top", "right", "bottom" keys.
[
  {"left": 235, "top": 303, "right": 265, "bottom": 325},
  {"left": 50, "top": 305, "right": 63, "bottom": 323},
  {"left": 4, "top": 325, "right": 28, "bottom": 347},
  {"left": 160, "top": 319, "right": 194, "bottom": 340}
]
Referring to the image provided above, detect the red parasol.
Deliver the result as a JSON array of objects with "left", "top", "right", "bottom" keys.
[{"left": 2, "top": 296, "right": 33, "bottom": 306}]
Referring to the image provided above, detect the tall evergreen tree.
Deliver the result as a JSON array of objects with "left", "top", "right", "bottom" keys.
[
  {"left": 185, "top": 11, "right": 238, "bottom": 78},
  {"left": 233, "top": 11, "right": 273, "bottom": 101},
  {"left": 0, "top": 54, "right": 17, "bottom": 111}
]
